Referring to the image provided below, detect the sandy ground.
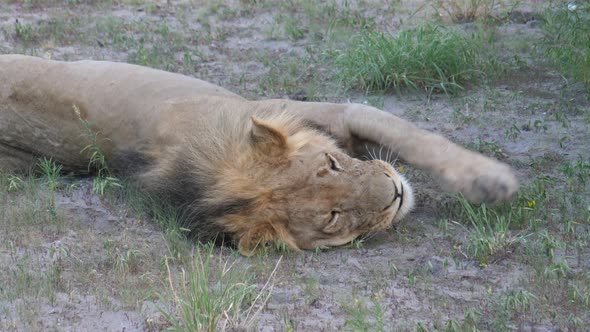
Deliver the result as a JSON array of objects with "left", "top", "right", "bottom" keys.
[{"left": 1, "top": 0, "right": 589, "bottom": 331}]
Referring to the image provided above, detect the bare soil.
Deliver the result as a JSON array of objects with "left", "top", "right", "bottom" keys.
[{"left": 1, "top": 0, "right": 589, "bottom": 331}]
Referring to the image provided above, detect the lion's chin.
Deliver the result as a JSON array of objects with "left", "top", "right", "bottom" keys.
[{"left": 309, "top": 233, "right": 363, "bottom": 249}]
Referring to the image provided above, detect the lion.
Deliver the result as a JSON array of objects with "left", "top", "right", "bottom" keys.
[{"left": 0, "top": 55, "right": 518, "bottom": 255}]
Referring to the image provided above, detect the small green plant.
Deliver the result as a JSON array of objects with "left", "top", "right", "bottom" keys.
[
  {"left": 444, "top": 319, "right": 462, "bottom": 332},
  {"left": 406, "top": 269, "right": 417, "bottom": 286},
  {"left": 14, "top": 20, "right": 37, "bottom": 44},
  {"left": 544, "top": 260, "right": 571, "bottom": 279},
  {"left": 349, "top": 238, "right": 365, "bottom": 249},
  {"left": 561, "top": 156, "right": 590, "bottom": 186},
  {"left": 468, "top": 138, "right": 505, "bottom": 159},
  {"left": 37, "top": 157, "right": 62, "bottom": 210},
  {"left": 414, "top": 322, "right": 429, "bottom": 332},
  {"left": 567, "top": 315, "right": 584, "bottom": 330},
  {"left": 302, "top": 276, "right": 319, "bottom": 305},
  {"left": 505, "top": 124, "right": 521, "bottom": 141},
  {"left": 491, "top": 289, "right": 538, "bottom": 330},
  {"left": 282, "top": 315, "right": 296, "bottom": 332},
  {"left": 5, "top": 174, "right": 25, "bottom": 192},
  {"left": 74, "top": 105, "right": 122, "bottom": 196},
  {"left": 47, "top": 243, "right": 70, "bottom": 299},
  {"left": 336, "top": 24, "right": 483, "bottom": 94},
  {"left": 540, "top": 230, "right": 561, "bottom": 261},
  {"left": 444, "top": 308, "right": 482, "bottom": 332},
  {"left": 532, "top": 119, "right": 548, "bottom": 132},
  {"left": 463, "top": 307, "right": 482, "bottom": 330},
  {"left": 343, "top": 298, "right": 369, "bottom": 331},
  {"left": 102, "top": 240, "right": 142, "bottom": 274},
  {"left": 568, "top": 284, "right": 590, "bottom": 309},
  {"left": 502, "top": 289, "right": 537, "bottom": 316},
  {"left": 443, "top": 308, "right": 481, "bottom": 332},
  {"left": 37, "top": 158, "right": 62, "bottom": 192},
  {"left": 371, "top": 295, "right": 386, "bottom": 332},
  {"left": 92, "top": 176, "right": 122, "bottom": 197},
  {"left": 284, "top": 16, "right": 306, "bottom": 40},
  {"left": 437, "top": 218, "right": 450, "bottom": 234},
  {"left": 388, "top": 261, "right": 399, "bottom": 276},
  {"left": 343, "top": 296, "right": 387, "bottom": 332}
]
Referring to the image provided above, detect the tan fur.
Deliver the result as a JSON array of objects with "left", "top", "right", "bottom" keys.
[{"left": 0, "top": 55, "right": 518, "bottom": 255}]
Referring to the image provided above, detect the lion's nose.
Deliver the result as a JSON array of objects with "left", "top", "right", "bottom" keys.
[{"left": 363, "top": 173, "right": 398, "bottom": 211}]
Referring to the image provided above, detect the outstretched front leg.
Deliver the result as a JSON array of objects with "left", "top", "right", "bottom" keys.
[
  {"left": 341, "top": 104, "right": 518, "bottom": 204},
  {"left": 278, "top": 100, "right": 518, "bottom": 204}
]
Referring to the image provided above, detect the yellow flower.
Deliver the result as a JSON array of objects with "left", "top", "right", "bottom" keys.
[
  {"left": 398, "top": 166, "right": 404, "bottom": 173},
  {"left": 527, "top": 200, "right": 536, "bottom": 208}
]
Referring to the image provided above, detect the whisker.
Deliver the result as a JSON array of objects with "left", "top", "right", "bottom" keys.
[
  {"left": 366, "top": 145, "right": 376, "bottom": 161},
  {"left": 391, "top": 152, "right": 400, "bottom": 166},
  {"left": 386, "top": 148, "right": 393, "bottom": 164}
]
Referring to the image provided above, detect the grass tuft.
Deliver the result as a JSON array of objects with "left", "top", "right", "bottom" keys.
[
  {"left": 432, "top": 0, "right": 509, "bottom": 23},
  {"left": 74, "top": 104, "right": 122, "bottom": 196},
  {"left": 4, "top": 174, "right": 25, "bottom": 192},
  {"left": 37, "top": 157, "right": 61, "bottom": 192},
  {"left": 543, "top": 1, "right": 590, "bottom": 90},
  {"left": 336, "top": 24, "right": 483, "bottom": 94},
  {"left": 159, "top": 244, "right": 279, "bottom": 331},
  {"left": 457, "top": 196, "right": 527, "bottom": 265}
]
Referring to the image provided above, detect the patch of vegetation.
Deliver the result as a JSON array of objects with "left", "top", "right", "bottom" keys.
[
  {"left": 2, "top": 0, "right": 590, "bottom": 329},
  {"left": 561, "top": 156, "right": 590, "bottom": 187},
  {"left": 13, "top": 15, "right": 83, "bottom": 46},
  {"left": 442, "top": 307, "right": 482, "bottom": 331},
  {"left": 273, "top": 0, "right": 377, "bottom": 42},
  {"left": 432, "top": 0, "right": 511, "bottom": 23},
  {"left": 543, "top": 1, "right": 590, "bottom": 90},
  {"left": 342, "top": 295, "right": 387, "bottom": 332},
  {"left": 459, "top": 197, "right": 527, "bottom": 266},
  {"left": 468, "top": 138, "right": 506, "bottom": 159},
  {"left": 490, "top": 289, "right": 538, "bottom": 330},
  {"left": 102, "top": 239, "right": 143, "bottom": 274},
  {"left": 159, "top": 244, "right": 278, "bottom": 331},
  {"left": 37, "top": 157, "right": 62, "bottom": 193},
  {"left": 450, "top": 175, "right": 554, "bottom": 265},
  {"left": 336, "top": 24, "right": 484, "bottom": 94},
  {"left": 3, "top": 173, "right": 25, "bottom": 192},
  {"left": 74, "top": 105, "right": 122, "bottom": 196},
  {"left": 0, "top": 174, "right": 71, "bottom": 316},
  {"left": 256, "top": 51, "right": 315, "bottom": 97}
]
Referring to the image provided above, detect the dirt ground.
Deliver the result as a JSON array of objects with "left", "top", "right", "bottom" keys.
[{"left": 1, "top": 0, "right": 589, "bottom": 331}]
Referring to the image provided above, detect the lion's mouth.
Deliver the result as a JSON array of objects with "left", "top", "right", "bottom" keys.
[{"left": 383, "top": 180, "right": 404, "bottom": 211}]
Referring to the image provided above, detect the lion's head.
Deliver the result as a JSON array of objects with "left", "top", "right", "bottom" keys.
[{"left": 148, "top": 111, "right": 414, "bottom": 256}]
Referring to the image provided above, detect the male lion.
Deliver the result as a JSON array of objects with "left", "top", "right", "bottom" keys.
[{"left": 0, "top": 55, "right": 518, "bottom": 255}]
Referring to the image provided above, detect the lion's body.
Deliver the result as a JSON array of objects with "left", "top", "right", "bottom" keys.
[
  {"left": 0, "top": 55, "right": 239, "bottom": 170},
  {"left": 0, "top": 55, "right": 518, "bottom": 254}
]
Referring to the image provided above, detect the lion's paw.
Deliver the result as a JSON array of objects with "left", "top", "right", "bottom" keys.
[{"left": 439, "top": 158, "right": 519, "bottom": 205}]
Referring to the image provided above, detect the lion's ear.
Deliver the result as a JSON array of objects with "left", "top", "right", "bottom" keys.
[{"left": 250, "top": 117, "right": 288, "bottom": 157}]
